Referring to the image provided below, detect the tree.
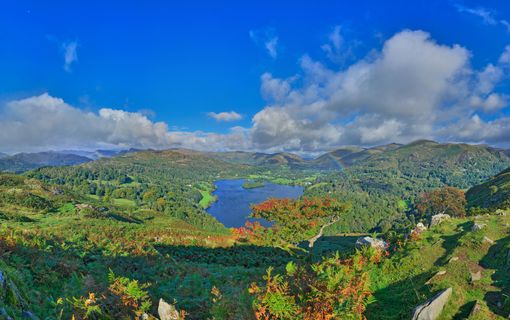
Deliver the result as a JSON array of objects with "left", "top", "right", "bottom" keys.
[
  {"left": 247, "top": 197, "right": 351, "bottom": 248},
  {"left": 415, "top": 186, "right": 466, "bottom": 219}
]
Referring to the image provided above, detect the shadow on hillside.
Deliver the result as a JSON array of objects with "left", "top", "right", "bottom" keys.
[
  {"left": 452, "top": 300, "right": 477, "bottom": 320},
  {"left": 154, "top": 243, "right": 294, "bottom": 268},
  {"left": 365, "top": 271, "right": 437, "bottom": 319},
  {"left": 307, "top": 235, "right": 360, "bottom": 261},
  {"left": 479, "top": 234, "right": 510, "bottom": 317},
  {"left": 434, "top": 221, "right": 472, "bottom": 266},
  {"left": 107, "top": 212, "right": 143, "bottom": 224},
  {"left": 0, "top": 232, "right": 363, "bottom": 319}
]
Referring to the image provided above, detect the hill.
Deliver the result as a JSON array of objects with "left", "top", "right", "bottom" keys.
[
  {"left": 365, "top": 212, "right": 510, "bottom": 319},
  {"left": 467, "top": 166, "right": 510, "bottom": 210},
  {"left": 305, "top": 140, "right": 510, "bottom": 232},
  {"left": 1, "top": 170, "right": 510, "bottom": 318},
  {"left": 206, "top": 150, "right": 307, "bottom": 167},
  {"left": 0, "top": 151, "right": 92, "bottom": 173},
  {"left": 312, "top": 144, "right": 402, "bottom": 169}
]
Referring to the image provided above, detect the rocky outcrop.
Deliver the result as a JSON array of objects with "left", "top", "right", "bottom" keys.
[
  {"left": 158, "top": 298, "right": 184, "bottom": 320},
  {"left": 470, "top": 270, "right": 482, "bottom": 282},
  {"left": 355, "top": 236, "right": 387, "bottom": 250},
  {"left": 411, "top": 287, "right": 452, "bottom": 320},
  {"left": 430, "top": 214, "right": 450, "bottom": 227},
  {"left": 471, "top": 223, "right": 485, "bottom": 231}
]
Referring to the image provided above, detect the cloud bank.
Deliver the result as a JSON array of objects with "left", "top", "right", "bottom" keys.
[{"left": 2, "top": 30, "right": 509, "bottom": 154}]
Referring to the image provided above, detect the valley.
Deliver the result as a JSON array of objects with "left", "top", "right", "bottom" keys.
[{"left": 1, "top": 140, "right": 510, "bottom": 319}]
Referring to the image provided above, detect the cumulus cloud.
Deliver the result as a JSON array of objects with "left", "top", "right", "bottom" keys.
[
  {"left": 0, "top": 93, "right": 249, "bottom": 153},
  {"left": 62, "top": 41, "right": 78, "bottom": 72},
  {"left": 250, "top": 30, "right": 510, "bottom": 151},
  {"left": 207, "top": 111, "right": 243, "bottom": 122},
  {"left": 2, "top": 29, "right": 510, "bottom": 154}
]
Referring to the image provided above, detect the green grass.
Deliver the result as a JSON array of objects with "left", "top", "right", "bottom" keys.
[
  {"left": 113, "top": 198, "right": 136, "bottom": 206},
  {"left": 366, "top": 214, "right": 510, "bottom": 319}
]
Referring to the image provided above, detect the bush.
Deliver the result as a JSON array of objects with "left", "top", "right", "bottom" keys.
[{"left": 249, "top": 250, "right": 378, "bottom": 320}]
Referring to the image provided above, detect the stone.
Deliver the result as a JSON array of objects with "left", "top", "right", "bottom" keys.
[
  {"left": 355, "top": 236, "right": 387, "bottom": 250},
  {"left": 158, "top": 298, "right": 183, "bottom": 320},
  {"left": 430, "top": 214, "right": 451, "bottom": 227},
  {"left": 416, "top": 222, "right": 427, "bottom": 232},
  {"left": 412, "top": 287, "right": 452, "bottom": 320},
  {"left": 507, "top": 250, "right": 510, "bottom": 265},
  {"left": 470, "top": 270, "right": 482, "bottom": 282},
  {"left": 472, "top": 223, "right": 485, "bottom": 231},
  {"left": 411, "top": 223, "right": 428, "bottom": 237},
  {"left": 449, "top": 256, "right": 459, "bottom": 263},
  {"left": 483, "top": 236, "right": 494, "bottom": 245}
]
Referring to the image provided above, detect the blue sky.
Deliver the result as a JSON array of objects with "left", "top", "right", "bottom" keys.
[{"left": 1, "top": 0, "right": 510, "bottom": 153}]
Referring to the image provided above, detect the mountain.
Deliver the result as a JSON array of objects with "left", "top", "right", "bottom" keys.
[
  {"left": 466, "top": 166, "right": 510, "bottom": 210},
  {"left": 203, "top": 150, "right": 307, "bottom": 167},
  {"left": 0, "top": 151, "right": 92, "bottom": 173},
  {"left": 0, "top": 152, "right": 8, "bottom": 159},
  {"left": 349, "top": 140, "right": 510, "bottom": 189},
  {"left": 312, "top": 144, "right": 403, "bottom": 169}
]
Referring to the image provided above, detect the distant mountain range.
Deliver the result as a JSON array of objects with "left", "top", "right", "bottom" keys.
[
  {"left": 0, "top": 152, "right": 92, "bottom": 173},
  {"left": 1, "top": 141, "right": 509, "bottom": 174}
]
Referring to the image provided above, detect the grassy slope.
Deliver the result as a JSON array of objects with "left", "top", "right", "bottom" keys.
[
  {"left": 367, "top": 213, "right": 510, "bottom": 319},
  {"left": 467, "top": 167, "right": 510, "bottom": 209}
]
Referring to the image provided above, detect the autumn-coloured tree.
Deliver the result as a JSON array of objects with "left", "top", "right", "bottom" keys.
[
  {"left": 250, "top": 250, "right": 377, "bottom": 320},
  {"left": 415, "top": 186, "right": 466, "bottom": 218},
  {"left": 247, "top": 197, "right": 351, "bottom": 248}
]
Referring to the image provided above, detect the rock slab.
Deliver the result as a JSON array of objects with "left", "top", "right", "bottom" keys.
[
  {"left": 430, "top": 214, "right": 451, "bottom": 227},
  {"left": 355, "top": 236, "right": 387, "bottom": 250},
  {"left": 411, "top": 287, "right": 452, "bottom": 320},
  {"left": 158, "top": 298, "right": 183, "bottom": 320}
]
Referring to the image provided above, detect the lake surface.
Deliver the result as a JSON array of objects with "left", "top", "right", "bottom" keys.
[{"left": 207, "top": 179, "right": 304, "bottom": 228}]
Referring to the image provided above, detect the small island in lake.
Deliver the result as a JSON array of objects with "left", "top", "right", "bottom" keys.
[{"left": 242, "top": 180, "right": 265, "bottom": 189}]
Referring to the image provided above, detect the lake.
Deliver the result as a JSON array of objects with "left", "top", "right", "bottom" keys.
[{"left": 206, "top": 179, "right": 304, "bottom": 228}]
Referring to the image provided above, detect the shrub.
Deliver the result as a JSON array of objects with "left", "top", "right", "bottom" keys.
[{"left": 249, "top": 250, "right": 377, "bottom": 320}]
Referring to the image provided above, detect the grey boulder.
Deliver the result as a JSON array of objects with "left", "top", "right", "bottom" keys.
[{"left": 412, "top": 287, "right": 452, "bottom": 320}]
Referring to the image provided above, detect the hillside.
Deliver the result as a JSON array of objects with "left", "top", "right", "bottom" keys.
[
  {"left": 312, "top": 143, "right": 402, "bottom": 169},
  {"left": 0, "top": 151, "right": 92, "bottom": 173},
  {"left": 1, "top": 170, "right": 510, "bottom": 319},
  {"left": 0, "top": 173, "right": 270, "bottom": 319},
  {"left": 467, "top": 166, "right": 510, "bottom": 210},
  {"left": 305, "top": 141, "right": 510, "bottom": 232},
  {"left": 206, "top": 150, "right": 307, "bottom": 167},
  {"left": 365, "top": 212, "right": 510, "bottom": 319}
]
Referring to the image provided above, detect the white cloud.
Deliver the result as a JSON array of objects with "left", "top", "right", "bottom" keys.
[
  {"left": 2, "top": 30, "right": 510, "bottom": 154},
  {"left": 250, "top": 30, "right": 510, "bottom": 151},
  {"left": 250, "top": 28, "right": 279, "bottom": 59},
  {"left": 455, "top": 4, "right": 497, "bottom": 25},
  {"left": 207, "top": 111, "right": 243, "bottom": 122},
  {"left": 62, "top": 41, "right": 78, "bottom": 72},
  {"left": 265, "top": 36, "right": 278, "bottom": 59},
  {"left": 455, "top": 4, "right": 510, "bottom": 33}
]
